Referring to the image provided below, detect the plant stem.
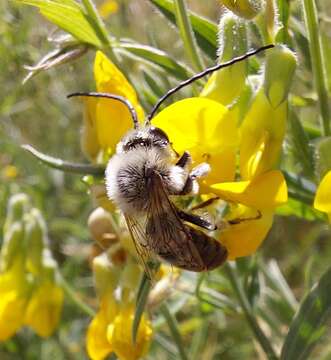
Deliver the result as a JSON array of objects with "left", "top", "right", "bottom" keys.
[
  {"left": 60, "top": 274, "right": 96, "bottom": 317},
  {"left": 160, "top": 303, "right": 189, "bottom": 360},
  {"left": 224, "top": 263, "right": 278, "bottom": 360},
  {"left": 173, "top": 0, "right": 204, "bottom": 72},
  {"left": 303, "top": 0, "right": 330, "bottom": 136}
]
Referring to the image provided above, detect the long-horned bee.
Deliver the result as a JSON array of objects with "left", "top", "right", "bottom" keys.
[{"left": 68, "top": 45, "right": 273, "bottom": 276}]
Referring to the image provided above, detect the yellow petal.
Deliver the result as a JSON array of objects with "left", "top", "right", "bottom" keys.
[
  {"left": 239, "top": 89, "right": 287, "bottom": 180},
  {"left": 152, "top": 97, "right": 238, "bottom": 184},
  {"left": 94, "top": 51, "right": 144, "bottom": 152},
  {"left": 98, "top": 0, "right": 119, "bottom": 18},
  {"left": 201, "top": 62, "right": 246, "bottom": 106},
  {"left": 86, "top": 295, "right": 118, "bottom": 360},
  {"left": 0, "top": 292, "right": 27, "bottom": 341},
  {"left": 81, "top": 98, "right": 101, "bottom": 161},
  {"left": 314, "top": 170, "right": 331, "bottom": 217},
  {"left": 209, "top": 170, "right": 288, "bottom": 209},
  {"left": 107, "top": 306, "right": 152, "bottom": 360},
  {"left": 24, "top": 282, "right": 64, "bottom": 337},
  {"left": 0, "top": 264, "right": 31, "bottom": 341},
  {"left": 219, "top": 205, "right": 273, "bottom": 259},
  {"left": 87, "top": 310, "right": 113, "bottom": 360}
]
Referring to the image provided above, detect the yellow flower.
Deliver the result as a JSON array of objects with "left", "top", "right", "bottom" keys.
[
  {"left": 152, "top": 97, "right": 238, "bottom": 184},
  {"left": 314, "top": 170, "right": 331, "bottom": 222},
  {"left": 87, "top": 297, "right": 152, "bottom": 360},
  {"left": 87, "top": 295, "right": 119, "bottom": 360},
  {"left": 107, "top": 305, "right": 152, "bottom": 360},
  {"left": 24, "top": 280, "right": 63, "bottom": 337},
  {"left": 151, "top": 94, "right": 287, "bottom": 259},
  {"left": 208, "top": 170, "right": 287, "bottom": 210},
  {"left": 2, "top": 165, "right": 18, "bottom": 179},
  {"left": 24, "top": 257, "right": 64, "bottom": 338},
  {"left": 98, "top": 0, "right": 119, "bottom": 18},
  {"left": 0, "top": 260, "right": 31, "bottom": 341},
  {"left": 239, "top": 89, "right": 287, "bottom": 180},
  {"left": 203, "top": 170, "right": 287, "bottom": 259},
  {"left": 85, "top": 51, "right": 144, "bottom": 158},
  {"left": 221, "top": 205, "right": 274, "bottom": 259}
]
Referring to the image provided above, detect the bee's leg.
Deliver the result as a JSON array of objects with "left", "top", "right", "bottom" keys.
[
  {"left": 176, "top": 151, "right": 191, "bottom": 168},
  {"left": 191, "top": 197, "right": 220, "bottom": 211},
  {"left": 177, "top": 209, "right": 217, "bottom": 231},
  {"left": 228, "top": 210, "right": 262, "bottom": 224},
  {"left": 190, "top": 163, "right": 211, "bottom": 179},
  {"left": 178, "top": 162, "right": 211, "bottom": 195}
]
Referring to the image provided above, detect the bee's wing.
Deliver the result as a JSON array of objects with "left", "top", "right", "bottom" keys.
[
  {"left": 147, "top": 170, "right": 205, "bottom": 271},
  {"left": 123, "top": 213, "right": 158, "bottom": 281}
]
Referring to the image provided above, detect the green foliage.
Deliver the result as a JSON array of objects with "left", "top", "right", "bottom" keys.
[{"left": 1, "top": 0, "right": 331, "bottom": 359}]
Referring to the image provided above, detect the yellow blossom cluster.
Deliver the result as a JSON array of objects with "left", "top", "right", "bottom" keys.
[{"left": 0, "top": 193, "right": 63, "bottom": 341}]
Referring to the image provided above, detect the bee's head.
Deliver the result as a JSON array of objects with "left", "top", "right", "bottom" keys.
[{"left": 119, "top": 126, "right": 169, "bottom": 152}]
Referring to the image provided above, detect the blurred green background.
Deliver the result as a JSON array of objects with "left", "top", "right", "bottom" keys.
[{"left": 1, "top": 0, "right": 331, "bottom": 359}]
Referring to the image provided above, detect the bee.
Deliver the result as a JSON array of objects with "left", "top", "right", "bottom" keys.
[{"left": 68, "top": 45, "right": 273, "bottom": 277}]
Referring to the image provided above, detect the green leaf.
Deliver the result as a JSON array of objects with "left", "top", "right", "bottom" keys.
[
  {"left": 18, "top": 0, "right": 102, "bottom": 47},
  {"left": 22, "top": 145, "right": 105, "bottom": 175},
  {"left": 288, "top": 111, "right": 315, "bottom": 178},
  {"left": 148, "top": 0, "right": 217, "bottom": 59},
  {"left": 142, "top": 68, "right": 167, "bottom": 98},
  {"left": 314, "top": 136, "right": 331, "bottom": 180},
  {"left": 276, "top": 198, "right": 323, "bottom": 221},
  {"left": 117, "top": 42, "right": 193, "bottom": 80},
  {"left": 132, "top": 272, "right": 152, "bottom": 343},
  {"left": 281, "top": 266, "right": 331, "bottom": 360}
]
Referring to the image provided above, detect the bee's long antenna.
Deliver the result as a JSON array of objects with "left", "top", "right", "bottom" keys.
[
  {"left": 147, "top": 44, "right": 274, "bottom": 121},
  {"left": 67, "top": 92, "right": 139, "bottom": 129}
]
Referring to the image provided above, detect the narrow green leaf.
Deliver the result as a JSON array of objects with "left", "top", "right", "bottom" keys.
[
  {"left": 22, "top": 145, "right": 105, "bottom": 175},
  {"left": 132, "top": 272, "right": 152, "bottom": 343},
  {"left": 281, "top": 266, "right": 331, "bottom": 360},
  {"left": 160, "top": 303, "right": 189, "bottom": 360},
  {"left": 117, "top": 42, "right": 193, "bottom": 80},
  {"left": 148, "top": 0, "right": 217, "bottom": 59},
  {"left": 314, "top": 136, "right": 331, "bottom": 180},
  {"left": 142, "top": 68, "right": 166, "bottom": 98},
  {"left": 18, "top": 0, "right": 102, "bottom": 47},
  {"left": 288, "top": 111, "right": 314, "bottom": 178}
]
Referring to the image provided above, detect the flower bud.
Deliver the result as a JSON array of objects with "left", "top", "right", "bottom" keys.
[
  {"left": 93, "top": 253, "right": 120, "bottom": 298},
  {"left": 314, "top": 137, "right": 331, "bottom": 181},
  {"left": 89, "top": 183, "right": 116, "bottom": 212},
  {"left": 264, "top": 45, "right": 297, "bottom": 108},
  {"left": 0, "top": 222, "right": 25, "bottom": 272},
  {"left": 88, "top": 207, "right": 117, "bottom": 248},
  {"left": 4, "top": 193, "right": 29, "bottom": 233},
  {"left": 25, "top": 209, "right": 47, "bottom": 275},
  {"left": 201, "top": 14, "right": 247, "bottom": 105},
  {"left": 219, "top": 0, "right": 262, "bottom": 20}
]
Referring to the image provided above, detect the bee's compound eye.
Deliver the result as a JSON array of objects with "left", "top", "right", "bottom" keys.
[{"left": 149, "top": 127, "right": 169, "bottom": 143}]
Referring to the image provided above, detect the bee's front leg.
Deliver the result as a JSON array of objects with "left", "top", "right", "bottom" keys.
[
  {"left": 178, "top": 162, "right": 211, "bottom": 195},
  {"left": 176, "top": 151, "right": 191, "bottom": 168}
]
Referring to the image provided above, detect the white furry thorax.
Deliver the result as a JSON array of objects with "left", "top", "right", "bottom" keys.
[{"left": 105, "top": 147, "right": 187, "bottom": 215}]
